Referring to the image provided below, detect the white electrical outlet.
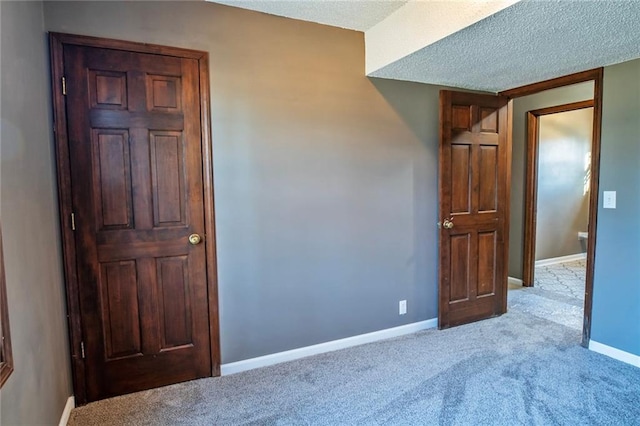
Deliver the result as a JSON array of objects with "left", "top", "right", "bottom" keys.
[{"left": 399, "top": 300, "right": 407, "bottom": 315}]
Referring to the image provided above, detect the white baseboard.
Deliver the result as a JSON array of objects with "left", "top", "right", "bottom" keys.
[
  {"left": 589, "top": 340, "right": 640, "bottom": 368},
  {"left": 508, "top": 276, "right": 523, "bottom": 286},
  {"left": 58, "top": 396, "right": 75, "bottom": 426},
  {"left": 535, "top": 252, "right": 586, "bottom": 267},
  {"left": 221, "top": 318, "right": 438, "bottom": 375}
]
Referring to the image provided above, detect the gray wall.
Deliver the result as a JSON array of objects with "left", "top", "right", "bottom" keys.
[
  {"left": 44, "top": 1, "right": 442, "bottom": 363},
  {"left": 535, "top": 108, "right": 592, "bottom": 260},
  {"left": 0, "top": 1, "right": 72, "bottom": 424},
  {"left": 591, "top": 59, "right": 640, "bottom": 356},
  {"left": 508, "top": 83, "right": 593, "bottom": 278}
]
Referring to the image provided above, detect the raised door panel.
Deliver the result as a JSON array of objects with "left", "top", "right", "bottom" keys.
[
  {"left": 99, "top": 261, "right": 142, "bottom": 360},
  {"left": 452, "top": 105, "right": 471, "bottom": 131},
  {"left": 156, "top": 256, "right": 193, "bottom": 350},
  {"left": 150, "top": 131, "right": 186, "bottom": 227},
  {"left": 449, "top": 234, "right": 471, "bottom": 302},
  {"left": 479, "top": 107, "right": 499, "bottom": 133},
  {"left": 477, "top": 231, "right": 497, "bottom": 297},
  {"left": 91, "top": 130, "right": 133, "bottom": 230},
  {"left": 478, "top": 146, "right": 498, "bottom": 213},
  {"left": 451, "top": 145, "right": 471, "bottom": 214},
  {"left": 146, "top": 75, "right": 182, "bottom": 112},
  {"left": 89, "top": 70, "right": 128, "bottom": 110}
]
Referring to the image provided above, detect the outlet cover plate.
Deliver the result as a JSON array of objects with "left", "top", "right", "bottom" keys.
[{"left": 399, "top": 300, "right": 407, "bottom": 315}]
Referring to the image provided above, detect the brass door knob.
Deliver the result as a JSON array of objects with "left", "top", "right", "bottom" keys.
[
  {"left": 443, "top": 219, "right": 454, "bottom": 229},
  {"left": 188, "top": 234, "right": 202, "bottom": 245}
]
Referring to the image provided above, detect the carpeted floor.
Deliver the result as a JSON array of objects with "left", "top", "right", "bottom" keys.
[{"left": 68, "top": 287, "right": 640, "bottom": 426}]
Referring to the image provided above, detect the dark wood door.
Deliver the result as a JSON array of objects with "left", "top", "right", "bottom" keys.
[
  {"left": 438, "top": 91, "right": 511, "bottom": 329},
  {"left": 64, "top": 44, "right": 212, "bottom": 401}
]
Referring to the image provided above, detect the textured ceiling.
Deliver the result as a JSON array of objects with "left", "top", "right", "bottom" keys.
[
  {"left": 208, "top": 0, "right": 640, "bottom": 93},
  {"left": 365, "top": 1, "right": 519, "bottom": 74},
  {"left": 369, "top": 0, "right": 640, "bottom": 92},
  {"left": 209, "top": 0, "right": 409, "bottom": 31}
]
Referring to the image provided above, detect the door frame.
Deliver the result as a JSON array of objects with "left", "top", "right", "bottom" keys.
[
  {"left": 500, "top": 68, "right": 604, "bottom": 346},
  {"left": 49, "top": 32, "right": 221, "bottom": 404}
]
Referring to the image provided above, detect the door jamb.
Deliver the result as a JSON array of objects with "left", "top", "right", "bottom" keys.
[
  {"left": 499, "top": 68, "right": 604, "bottom": 347},
  {"left": 49, "top": 32, "right": 221, "bottom": 405}
]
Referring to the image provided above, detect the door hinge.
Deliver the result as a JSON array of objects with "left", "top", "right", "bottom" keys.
[
  {"left": 80, "top": 341, "right": 85, "bottom": 359},
  {"left": 61, "top": 77, "right": 67, "bottom": 96},
  {"left": 70, "top": 212, "right": 76, "bottom": 231}
]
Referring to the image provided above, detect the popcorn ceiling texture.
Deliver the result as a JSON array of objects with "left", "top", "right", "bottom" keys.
[
  {"left": 211, "top": 1, "right": 640, "bottom": 93},
  {"left": 369, "top": 0, "right": 640, "bottom": 92},
  {"left": 364, "top": 0, "right": 518, "bottom": 75},
  {"left": 210, "top": 0, "right": 409, "bottom": 31}
]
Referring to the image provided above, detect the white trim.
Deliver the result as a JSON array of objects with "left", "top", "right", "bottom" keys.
[
  {"left": 589, "top": 340, "right": 640, "bottom": 368},
  {"left": 221, "top": 318, "right": 438, "bottom": 375},
  {"left": 58, "top": 396, "right": 75, "bottom": 426},
  {"left": 508, "top": 276, "right": 523, "bottom": 286},
  {"left": 535, "top": 253, "right": 586, "bottom": 267}
]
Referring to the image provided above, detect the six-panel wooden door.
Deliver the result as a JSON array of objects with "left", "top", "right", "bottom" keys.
[
  {"left": 63, "top": 43, "right": 214, "bottom": 401},
  {"left": 438, "top": 91, "right": 511, "bottom": 328}
]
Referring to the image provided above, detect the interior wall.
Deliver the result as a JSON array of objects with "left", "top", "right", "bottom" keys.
[
  {"left": 0, "top": 1, "right": 73, "bottom": 424},
  {"left": 508, "top": 82, "right": 593, "bottom": 278},
  {"left": 535, "top": 108, "right": 593, "bottom": 261},
  {"left": 43, "top": 1, "right": 442, "bottom": 363},
  {"left": 591, "top": 58, "right": 640, "bottom": 357}
]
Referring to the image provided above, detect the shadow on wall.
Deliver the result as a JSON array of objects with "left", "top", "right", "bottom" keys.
[{"left": 368, "top": 77, "right": 443, "bottom": 308}]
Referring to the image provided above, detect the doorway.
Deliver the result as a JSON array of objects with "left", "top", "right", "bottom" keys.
[
  {"left": 50, "top": 33, "right": 221, "bottom": 404},
  {"left": 436, "top": 71, "right": 603, "bottom": 333},
  {"left": 524, "top": 102, "right": 594, "bottom": 330},
  {"left": 500, "top": 69, "right": 603, "bottom": 346}
]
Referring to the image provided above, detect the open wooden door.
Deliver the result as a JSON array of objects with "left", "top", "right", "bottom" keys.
[{"left": 438, "top": 91, "right": 511, "bottom": 329}]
